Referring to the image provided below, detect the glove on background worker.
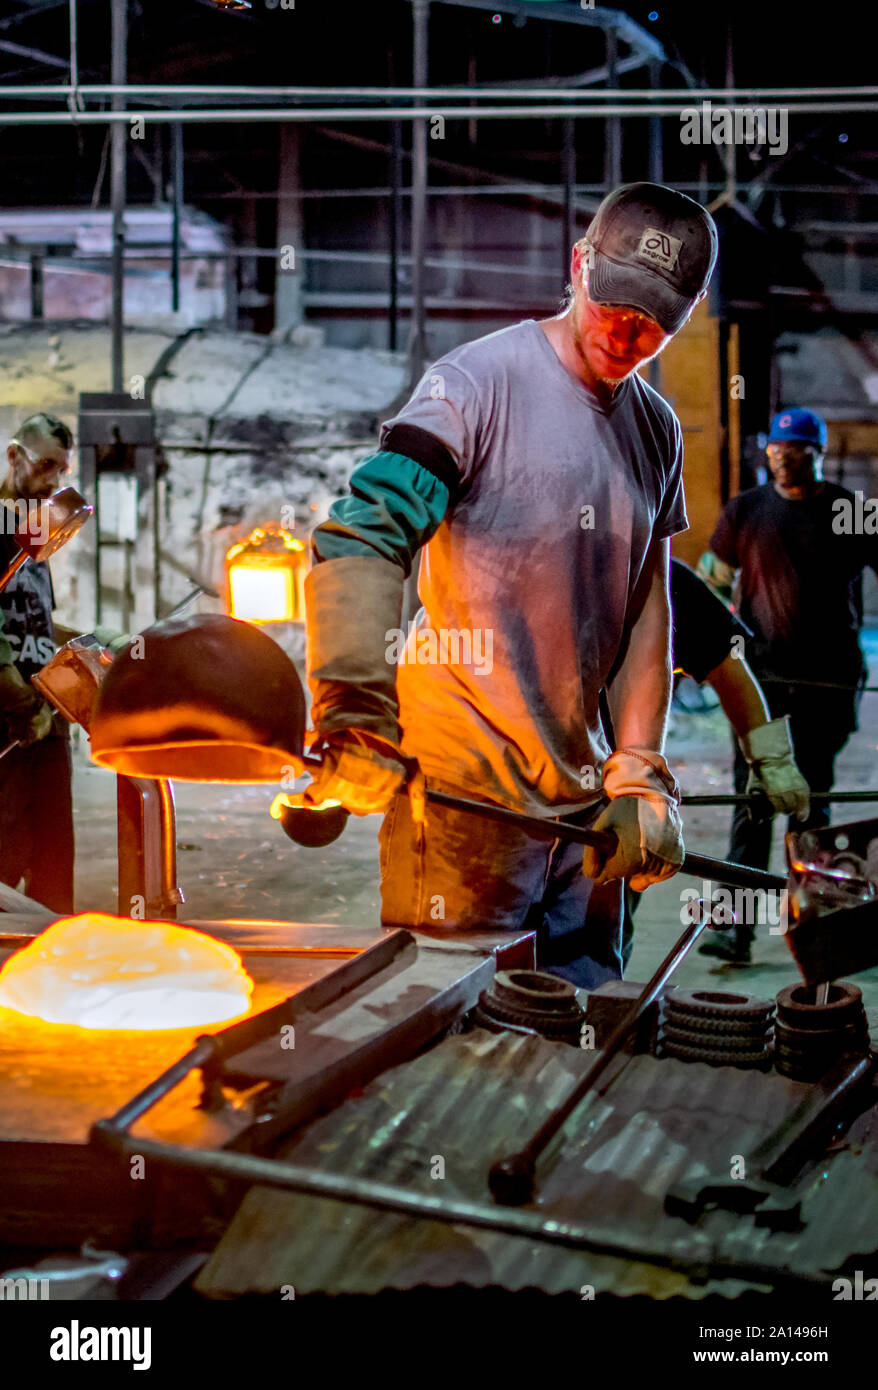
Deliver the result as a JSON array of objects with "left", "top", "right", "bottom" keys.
[{"left": 738, "top": 714, "right": 810, "bottom": 820}]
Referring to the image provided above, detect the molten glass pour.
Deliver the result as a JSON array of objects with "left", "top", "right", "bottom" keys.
[{"left": 0, "top": 913, "right": 254, "bottom": 1030}]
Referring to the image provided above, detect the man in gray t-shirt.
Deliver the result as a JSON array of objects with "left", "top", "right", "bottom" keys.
[{"left": 304, "top": 183, "right": 718, "bottom": 988}]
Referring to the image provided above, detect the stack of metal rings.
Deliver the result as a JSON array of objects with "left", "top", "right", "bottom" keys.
[
  {"left": 657, "top": 988, "right": 775, "bottom": 1070},
  {"left": 472, "top": 969, "right": 586, "bottom": 1046},
  {"left": 774, "top": 982, "right": 871, "bottom": 1081}
]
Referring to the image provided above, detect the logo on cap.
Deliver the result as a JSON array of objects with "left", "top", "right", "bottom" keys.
[
  {"left": 779, "top": 413, "right": 792, "bottom": 427},
  {"left": 636, "top": 227, "right": 682, "bottom": 272}
]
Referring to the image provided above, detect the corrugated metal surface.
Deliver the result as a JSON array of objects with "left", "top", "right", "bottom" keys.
[{"left": 198, "top": 1029, "right": 878, "bottom": 1299}]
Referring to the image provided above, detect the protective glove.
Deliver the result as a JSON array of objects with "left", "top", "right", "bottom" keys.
[
  {"left": 91, "top": 627, "right": 133, "bottom": 656},
  {"left": 305, "top": 556, "right": 406, "bottom": 745},
  {"left": 304, "top": 729, "right": 426, "bottom": 822},
  {"left": 0, "top": 661, "right": 41, "bottom": 716},
  {"left": 581, "top": 748, "right": 684, "bottom": 892},
  {"left": 738, "top": 715, "right": 810, "bottom": 820},
  {"left": 9, "top": 701, "right": 54, "bottom": 748}
]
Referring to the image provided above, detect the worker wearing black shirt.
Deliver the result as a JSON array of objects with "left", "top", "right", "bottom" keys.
[
  {"left": 621, "top": 558, "right": 809, "bottom": 966},
  {"left": 699, "top": 408, "right": 878, "bottom": 922},
  {"left": 0, "top": 414, "right": 75, "bottom": 913}
]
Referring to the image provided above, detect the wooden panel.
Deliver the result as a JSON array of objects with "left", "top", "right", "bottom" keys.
[
  {"left": 652, "top": 300, "right": 724, "bottom": 568},
  {"left": 826, "top": 421, "right": 878, "bottom": 456}
]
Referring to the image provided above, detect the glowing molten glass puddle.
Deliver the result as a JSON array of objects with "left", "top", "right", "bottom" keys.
[{"left": 0, "top": 913, "right": 254, "bottom": 1030}]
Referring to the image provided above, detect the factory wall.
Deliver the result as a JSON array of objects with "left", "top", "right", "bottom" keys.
[{"left": 0, "top": 324, "right": 406, "bottom": 654}]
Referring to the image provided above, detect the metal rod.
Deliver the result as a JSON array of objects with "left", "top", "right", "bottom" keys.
[
  {"left": 408, "top": 0, "right": 429, "bottom": 386},
  {"left": 0, "top": 549, "right": 28, "bottom": 593},
  {"left": 488, "top": 913, "right": 711, "bottom": 1206},
  {"left": 389, "top": 118, "right": 402, "bottom": 350},
  {"left": 648, "top": 58, "right": 663, "bottom": 183},
  {"left": 170, "top": 122, "right": 183, "bottom": 313},
  {"left": 758, "top": 676, "right": 878, "bottom": 692},
  {"left": 163, "top": 584, "right": 211, "bottom": 618},
  {"left": 96, "top": 932, "right": 412, "bottom": 1131},
  {"left": 423, "top": 787, "right": 616, "bottom": 857},
  {"left": 424, "top": 787, "right": 788, "bottom": 891},
  {"left": 604, "top": 27, "right": 621, "bottom": 189},
  {"left": 299, "top": 757, "right": 787, "bottom": 890},
  {"left": 681, "top": 790, "right": 878, "bottom": 806},
  {"left": 8, "top": 83, "right": 878, "bottom": 100},
  {"left": 87, "top": 1120, "right": 833, "bottom": 1290},
  {"left": 561, "top": 117, "right": 575, "bottom": 283},
  {"left": 101, "top": 1036, "right": 218, "bottom": 1133},
  {"left": 5, "top": 102, "right": 878, "bottom": 126},
  {"left": 724, "top": 21, "right": 737, "bottom": 206},
  {"left": 29, "top": 251, "right": 43, "bottom": 319},
  {"left": 109, "top": 0, "right": 126, "bottom": 393},
  {"left": 156, "top": 778, "right": 179, "bottom": 919}
]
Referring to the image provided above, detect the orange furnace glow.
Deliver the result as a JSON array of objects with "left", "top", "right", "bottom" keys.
[
  {"left": 0, "top": 913, "right": 254, "bottom": 1030},
  {"left": 225, "top": 525, "right": 307, "bottom": 623}
]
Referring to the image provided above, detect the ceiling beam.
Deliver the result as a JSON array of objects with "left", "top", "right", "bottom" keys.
[
  {"left": 0, "top": 36, "right": 68, "bottom": 69},
  {"left": 0, "top": 0, "right": 68, "bottom": 34}
]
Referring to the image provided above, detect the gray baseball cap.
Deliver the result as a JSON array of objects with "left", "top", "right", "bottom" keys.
[{"left": 584, "top": 182, "right": 718, "bottom": 334}]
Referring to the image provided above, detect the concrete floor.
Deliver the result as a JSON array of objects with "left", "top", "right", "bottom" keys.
[{"left": 70, "top": 632, "right": 878, "bottom": 1018}]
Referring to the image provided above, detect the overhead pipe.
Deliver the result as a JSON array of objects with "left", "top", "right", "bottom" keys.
[
  {"left": 110, "top": 0, "right": 126, "bottom": 393},
  {"left": 4, "top": 83, "right": 878, "bottom": 101},
  {"left": 408, "top": 0, "right": 429, "bottom": 385},
  {"left": 170, "top": 123, "right": 183, "bottom": 313},
  {"left": 648, "top": 58, "right": 663, "bottom": 184},
  {"left": 3, "top": 101, "right": 877, "bottom": 126},
  {"left": 604, "top": 27, "right": 622, "bottom": 190}
]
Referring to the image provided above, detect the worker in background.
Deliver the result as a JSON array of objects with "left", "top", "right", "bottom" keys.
[
  {"left": 303, "top": 183, "right": 717, "bottom": 989},
  {"left": 0, "top": 414, "right": 75, "bottom": 912},
  {"left": 698, "top": 407, "right": 878, "bottom": 960},
  {"left": 620, "top": 558, "right": 810, "bottom": 968}
]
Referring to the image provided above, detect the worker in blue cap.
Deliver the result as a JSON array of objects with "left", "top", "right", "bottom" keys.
[{"left": 697, "top": 407, "right": 878, "bottom": 962}]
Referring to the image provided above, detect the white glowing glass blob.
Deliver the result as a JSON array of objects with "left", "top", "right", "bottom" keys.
[
  {"left": 229, "top": 566, "right": 293, "bottom": 623},
  {"left": 0, "top": 913, "right": 254, "bottom": 1029}
]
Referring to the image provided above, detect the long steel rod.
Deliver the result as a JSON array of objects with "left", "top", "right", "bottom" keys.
[
  {"left": 5, "top": 102, "right": 878, "bottom": 125},
  {"left": 8, "top": 84, "right": 878, "bottom": 100},
  {"left": 648, "top": 58, "right": 663, "bottom": 183},
  {"left": 408, "top": 0, "right": 429, "bottom": 385},
  {"left": 682, "top": 790, "right": 878, "bottom": 807},
  {"left": 389, "top": 118, "right": 402, "bottom": 350},
  {"left": 424, "top": 787, "right": 788, "bottom": 891},
  {"left": 109, "top": 0, "right": 126, "bottom": 393},
  {"left": 488, "top": 913, "right": 711, "bottom": 1205},
  {"left": 170, "top": 122, "right": 183, "bottom": 313},
  {"left": 88, "top": 1120, "right": 832, "bottom": 1289},
  {"left": 0, "top": 550, "right": 28, "bottom": 592}
]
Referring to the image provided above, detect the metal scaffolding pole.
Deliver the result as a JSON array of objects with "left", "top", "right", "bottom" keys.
[
  {"left": 3, "top": 83, "right": 878, "bottom": 102},
  {"left": 389, "top": 118, "right": 403, "bottom": 350},
  {"left": 648, "top": 57, "right": 663, "bottom": 184},
  {"left": 408, "top": 0, "right": 429, "bottom": 386},
  {"left": 170, "top": 122, "right": 183, "bottom": 313},
  {"left": 604, "top": 28, "right": 622, "bottom": 190},
  {"left": 110, "top": 0, "right": 126, "bottom": 392},
  {"left": 561, "top": 117, "right": 575, "bottom": 281},
  {"left": 3, "top": 101, "right": 878, "bottom": 126}
]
